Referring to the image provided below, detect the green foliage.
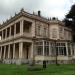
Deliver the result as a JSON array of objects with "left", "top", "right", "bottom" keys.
[
  {"left": 65, "top": 4, "right": 75, "bottom": 28},
  {"left": 0, "top": 64, "right": 75, "bottom": 75},
  {"left": 66, "top": 5, "right": 75, "bottom": 18},
  {"left": 64, "top": 4, "right": 75, "bottom": 41}
]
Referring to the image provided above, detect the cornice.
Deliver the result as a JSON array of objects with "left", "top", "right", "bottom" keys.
[
  {"left": 49, "top": 20, "right": 65, "bottom": 26},
  {"left": 0, "top": 8, "right": 72, "bottom": 31},
  {"left": 0, "top": 9, "right": 49, "bottom": 29}
]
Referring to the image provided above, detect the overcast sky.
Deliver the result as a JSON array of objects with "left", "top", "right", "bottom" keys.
[{"left": 0, "top": 0, "right": 75, "bottom": 23}]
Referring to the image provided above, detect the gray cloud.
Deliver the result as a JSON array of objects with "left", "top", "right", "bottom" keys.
[
  {"left": 0, "top": 0, "right": 43, "bottom": 23},
  {"left": 0, "top": 0, "right": 75, "bottom": 23}
]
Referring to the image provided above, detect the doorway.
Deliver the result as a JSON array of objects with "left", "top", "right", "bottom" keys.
[
  {"left": 26, "top": 45, "right": 29, "bottom": 59},
  {"left": 23, "top": 42, "right": 31, "bottom": 59}
]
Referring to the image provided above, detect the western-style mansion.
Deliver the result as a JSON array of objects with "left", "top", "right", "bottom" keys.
[{"left": 0, "top": 9, "right": 74, "bottom": 64}]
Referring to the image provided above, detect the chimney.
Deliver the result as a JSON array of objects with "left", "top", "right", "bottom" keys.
[{"left": 38, "top": 11, "right": 41, "bottom": 16}]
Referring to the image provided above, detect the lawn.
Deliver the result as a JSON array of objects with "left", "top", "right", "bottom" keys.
[{"left": 0, "top": 64, "right": 75, "bottom": 75}]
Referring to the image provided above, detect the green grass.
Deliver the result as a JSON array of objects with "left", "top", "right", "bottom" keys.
[{"left": 0, "top": 64, "right": 75, "bottom": 75}]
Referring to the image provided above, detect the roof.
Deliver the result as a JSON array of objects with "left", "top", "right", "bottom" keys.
[
  {"left": 0, "top": 8, "right": 72, "bottom": 31},
  {"left": 0, "top": 8, "right": 49, "bottom": 29}
]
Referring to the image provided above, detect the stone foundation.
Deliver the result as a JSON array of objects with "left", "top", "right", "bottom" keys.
[
  {"left": 35, "top": 60, "right": 74, "bottom": 64},
  {"left": 2, "top": 59, "right": 29, "bottom": 65},
  {"left": 1, "top": 59, "right": 75, "bottom": 65}
]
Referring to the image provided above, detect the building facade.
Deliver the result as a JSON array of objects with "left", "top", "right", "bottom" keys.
[{"left": 0, "top": 9, "right": 74, "bottom": 64}]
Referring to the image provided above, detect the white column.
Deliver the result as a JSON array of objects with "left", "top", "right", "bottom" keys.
[
  {"left": 14, "top": 24, "right": 16, "bottom": 36},
  {"left": 10, "top": 27, "right": 11, "bottom": 36},
  {"left": 20, "top": 20, "right": 23, "bottom": 35},
  {"left": 66, "top": 42, "right": 68, "bottom": 56},
  {"left": 2, "top": 30, "right": 3, "bottom": 40},
  {"left": 43, "top": 40, "right": 45, "bottom": 56},
  {"left": 5, "top": 29, "right": 7, "bottom": 39},
  {"left": 13, "top": 44, "right": 15, "bottom": 59},
  {"left": 49, "top": 42, "right": 51, "bottom": 56},
  {"left": 8, "top": 44, "right": 10, "bottom": 59},
  {"left": 0, "top": 46, "right": 2, "bottom": 59},
  {"left": 19, "top": 42, "right": 23, "bottom": 59},
  {"left": 4, "top": 46, "right": 6, "bottom": 59},
  {"left": 73, "top": 44, "right": 75, "bottom": 55},
  {"left": 31, "top": 42, "right": 34, "bottom": 59},
  {"left": 70, "top": 43, "right": 73, "bottom": 56}
]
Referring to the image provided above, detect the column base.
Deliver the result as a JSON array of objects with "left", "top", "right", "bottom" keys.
[{"left": 2, "top": 59, "right": 29, "bottom": 65}]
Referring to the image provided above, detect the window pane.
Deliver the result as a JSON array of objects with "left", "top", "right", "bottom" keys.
[
  {"left": 44, "top": 46, "right": 49, "bottom": 56},
  {"left": 37, "top": 46, "right": 43, "bottom": 55}
]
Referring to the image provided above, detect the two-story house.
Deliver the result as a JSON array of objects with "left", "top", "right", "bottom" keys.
[{"left": 0, "top": 8, "right": 74, "bottom": 64}]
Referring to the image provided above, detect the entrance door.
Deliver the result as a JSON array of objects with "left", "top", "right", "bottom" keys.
[
  {"left": 26, "top": 46, "right": 29, "bottom": 59},
  {"left": 23, "top": 42, "right": 31, "bottom": 59}
]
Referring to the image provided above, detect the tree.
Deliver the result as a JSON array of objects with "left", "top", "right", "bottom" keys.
[{"left": 64, "top": 4, "right": 75, "bottom": 41}]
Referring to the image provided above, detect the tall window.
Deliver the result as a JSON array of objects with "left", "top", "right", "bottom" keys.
[
  {"left": 44, "top": 41, "right": 49, "bottom": 56},
  {"left": 43, "top": 27, "right": 46, "bottom": 37},
  {"left": 56, "top": 43, "right": 66, "bottom": 55},
  {"left": 67, "top": 43, "right": 71, "bottom": 55},
  {"left": 36, "top": 41, "right": 49, "bottom": 56},
  {"left": 52, "top": 28, "right": 57, "bottom": 38},
  {"left": 43, "top": 27, "right": 48, "bottom": 37},
  {"left": 36, "top": 25, "right": 41, "bottom": 36},
  {"left": 59, "top": 27, "right": 64, "bottom": 39},
  {"left": 68, "top": 32, "right": 72, "bottom": 40},
  {"left": 51, "top": 42, "right": 56, "bottom": 56},
  {"left": 37, "top": 46, "right": 43, "bottom": 55},
  {"left": 64, "top": 30, "right": 70, "bottom": 40},
  {"left": 23, "top": 20, "right": 32, "bottom": 33},
  {"left": 3, "top": 29, "right": 6, "bottom": 39},
  {"left": 51, "top": 42, "right": 66, "bottom": 56},
  {"left": 7, "top": 27, "right": 10, "bottom": 37},
  {"left": 16, "top": 22, "right": 20, "bottom": 34},
  {"left": 11, "top": 25, "right": 14, "bottom": 36},
  {"left": 36, "top": 41, "right": 43, "bottom": 55}
]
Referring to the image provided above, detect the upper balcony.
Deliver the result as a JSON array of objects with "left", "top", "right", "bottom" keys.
[
  {"left": 23, "top": 20, "right": 32, "bottom": 37},
  {"left": 0, "top": 19, "right": 33, "bottom": 42}
]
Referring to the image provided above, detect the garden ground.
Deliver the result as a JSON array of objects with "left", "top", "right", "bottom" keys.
[{"left": 0, "top": 64, "right": 75, "bottom": 75}]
